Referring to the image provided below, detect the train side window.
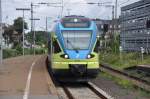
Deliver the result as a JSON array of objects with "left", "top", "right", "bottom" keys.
[
  {"left": 53, "top": 40, "right": 61, "bottom": 53},
  {"left": 94, "top": 40, "right": 100, "bottom": 53}
]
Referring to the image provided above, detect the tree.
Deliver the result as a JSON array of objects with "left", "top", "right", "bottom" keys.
[
  {"left": 3, "top": 17, "right": 28, "bottom": 48},
  {"left": 3, "top": 25, "right": 14, "bottom": 44},
  {"left": 13, "top": 17, "right": 28, "bottom": 34},
  {"left": 26, "top": 31, "right": 48, "bottom": 46}
]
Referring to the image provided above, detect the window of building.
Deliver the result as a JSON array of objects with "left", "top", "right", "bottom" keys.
[
  {"left": 146, "top": 20, "right": 150, "bottom": 28},
  {"left": 132, "top": 20, "right": 135, "bottom": 23},
  {"left": 110, "top": 25, "right": 112, "bottom": 28}
]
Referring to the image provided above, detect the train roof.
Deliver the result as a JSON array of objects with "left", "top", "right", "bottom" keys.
[{"left": 64, "top": 15, "right": 86, "bottom": 18}]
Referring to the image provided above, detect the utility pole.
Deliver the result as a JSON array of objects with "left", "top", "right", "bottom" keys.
[
  {"left": 16, "top": 8, "right": 30, "bottom": 56},
  {"left": 46, "top": 17, "right": 48, "bottom": 32},
  {"left": 0, "top": 0, "right": 2, "bottom": 64},
  {"left": 45, "top": 16, "right": 52, "bottom": 40},
  {"left": 61, "top": 0, "right": 64, "bottom": 17},
  {"left": 115, "top": 0, "right": 118, "bottom": 19},
  {"left": 114, "top": 0, "right": 118, "bottom": 53},
  {"left": 31, "top": 3, "right": 34, "bottom": 49},
  {"left": 30, "top": 3, "right": 39, "bottom": 49},
  {"left": 112, "top": 5, "right": 115, "bottom": 38},
  {"left": 30, "top": 18, "right": 40, "bottom": 55},
  {"left": 45, "top": 17, "right": 48, "bottom": 48}
]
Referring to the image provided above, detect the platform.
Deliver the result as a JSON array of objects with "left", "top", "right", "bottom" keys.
[{"left": 0, "top": 55, "right": 59, "bottom": 99}]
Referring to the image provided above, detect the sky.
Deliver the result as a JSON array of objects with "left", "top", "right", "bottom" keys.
[{"left": 2, "top": 0, "right": 140, "bottom": 31}]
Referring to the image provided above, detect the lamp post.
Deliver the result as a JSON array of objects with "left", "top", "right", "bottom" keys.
[
  {"left": 16, "top": 8, "right": 30, "bottom": 56},
  {"left": 140, "top": 47, "right": 144, "bottom": 61},
  {"left": 119, "top": 46, "right": 123, "bottom": 64},
  {"left": 147, "top": 32, "right": 150, "bottom": 54}
]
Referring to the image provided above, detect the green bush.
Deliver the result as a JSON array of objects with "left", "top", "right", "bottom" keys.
[
  {"left": 35, "top": 48, "right": 46, "bottom": 54},
  {"left": 3, "top": 48, "right": 47, "bottom": 59},
  {"left": 99, "top": 52, "right": 150, "bottom": 70},
  {"left": 3, "top": 49, "right": 20, "bottom": 59},
  {"left": 23, "top": 48, "right": 46, "bottom": 55}
]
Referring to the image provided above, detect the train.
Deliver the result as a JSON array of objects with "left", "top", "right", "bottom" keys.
[{"left": 47, "top": 15, "right": 100, "bottom": 81}]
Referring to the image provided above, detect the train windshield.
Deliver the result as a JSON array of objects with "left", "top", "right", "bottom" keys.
[{"left": 63, "top": 31, "right": 91, "bottom": 50}]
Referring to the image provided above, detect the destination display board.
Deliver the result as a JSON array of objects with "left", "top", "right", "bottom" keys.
[{"left": 61, "top": 17, "right": 90, "bottom": 28}]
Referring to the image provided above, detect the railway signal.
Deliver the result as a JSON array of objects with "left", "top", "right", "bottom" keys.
[{"left": 16, "top": 8, "right": 30, "bottom": 56}]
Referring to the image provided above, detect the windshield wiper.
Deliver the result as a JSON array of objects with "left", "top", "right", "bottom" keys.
[{"left": 67, "top": 40, "right": 79, "bottom": 53}]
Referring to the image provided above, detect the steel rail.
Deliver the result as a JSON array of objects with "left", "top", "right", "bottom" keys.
[
  {"left": 59, "top": 82, "right": 114, "bottom": 99},
  {"left": 87, "top": 82, "right": 114, "bottom": 99},
  {"left": 61, "top": 84, "right": 75, "bottom": 99}
]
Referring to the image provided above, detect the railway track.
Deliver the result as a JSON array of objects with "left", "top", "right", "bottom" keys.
[
  {"left": 57, "top": 82, "right": 114, "bottom": 99},
  {"left": 100, "top": 64, "right": 150, "bottom": 92}
]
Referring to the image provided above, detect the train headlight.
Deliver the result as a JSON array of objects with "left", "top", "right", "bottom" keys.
[
  {"left": 64, "top": 54, "right": 69, "bottom": 59},
  {"left": 87, "top": 54, "right": 91, "bottom": 59}
]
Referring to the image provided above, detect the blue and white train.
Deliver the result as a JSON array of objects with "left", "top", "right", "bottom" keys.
[{"left": 47, "top": 15, "right": 100, "bottom": 81}]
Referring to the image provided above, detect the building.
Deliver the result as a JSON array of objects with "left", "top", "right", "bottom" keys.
[
  {"left": 93, "top": 18, "right": 120, "bottom": 39},
  {"left": 120, "top": 0, "right": 150, "bottom": 52}
]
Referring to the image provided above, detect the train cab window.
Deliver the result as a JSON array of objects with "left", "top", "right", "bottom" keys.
[{"left": 53, "top": 40, "right": 61, "bottom": 53}]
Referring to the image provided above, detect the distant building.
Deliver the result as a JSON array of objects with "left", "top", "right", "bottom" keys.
[
  {"left": 93, "top": 19, "right": 120, "bottom": 39},
  {"left": 120, "top": 0, "right": 150, "bottom": 52}
]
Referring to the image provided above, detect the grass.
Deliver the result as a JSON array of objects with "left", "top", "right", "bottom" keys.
[
  {"left": 3, "top": 48, "right": 47, "bottom": 59},
  {"left": 99, "top": 52, "right": 150, "bottom": 70},
  {"left": 100, "top": 72, "right": 150, "bottom": 98},
  {"left": 100, "top": 72, "right": 134, "bottom": 89}
]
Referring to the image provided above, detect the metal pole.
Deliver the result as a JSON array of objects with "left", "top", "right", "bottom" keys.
[
  {"left": 114, "top": 0, "right": 118, "bottom": 53},
  {"left": 16, "top": 8, "right": 30, "bottom": 56},
  {"left": 31, "top": 3, "right": 33, "bottom": 49},
  {"left": 115, "top": 0, "right": 118, "bottom": 19},
  {"left": 23, "top": 11, "right": 25, "bottom": 56},
  {"left": 30, "top": 18, "right": 40, "bottom": 55},
  {"left": 0, "top": 0, "right": 2, "bottom": 64},
  {"left": 112, "top": 6, "right": 115, "bottom": 36},
  {"left": 141, "top": 47, "right": 144, "bottom": 61},
  {"left": 61, "top": 0, "right": 64, "bottom": 17},
  {"left": 46, "top": 17, "right": 48, "bottom": 32},
  {"left": 147, "top": 32, "right": 150, "bottom": 54},
  {"left": 33, "top": 20, "right": 35, "bottom": 55},
  {"left": 119, "top": 46, "right": 123, "bottom": 64},
  {"left": 147, "top": 36, "right": 148, "bottom": 54}
]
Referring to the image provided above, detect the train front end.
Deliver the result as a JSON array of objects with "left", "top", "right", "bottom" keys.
[{"left": 48, "top": 16, "right": 100, "bottom": 81}]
